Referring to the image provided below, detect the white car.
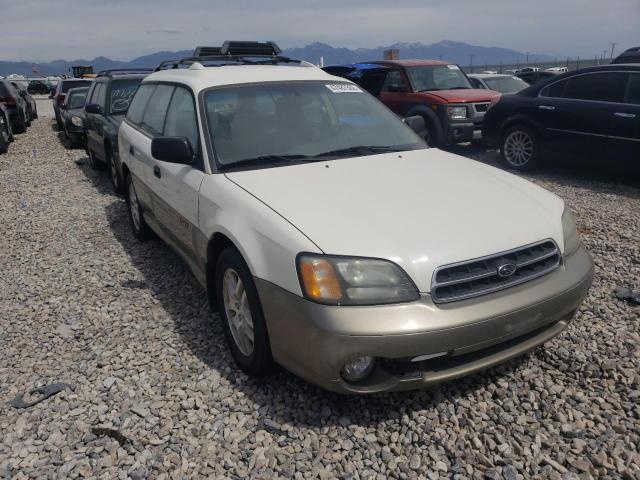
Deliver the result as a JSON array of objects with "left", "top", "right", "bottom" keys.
[
  {"left": 118, "top": 42, "right": 593, "bottom": 394},
  {"left": 468, "top": 73, "right": 530, "bottom": 94}
]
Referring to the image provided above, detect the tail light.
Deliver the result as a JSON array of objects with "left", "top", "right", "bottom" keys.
[
  {"left": 0, "top": 96, "right": 16, "bottom": 106},
  {"left": 56, "top": 94, "right": 66, "bottom": 105}
]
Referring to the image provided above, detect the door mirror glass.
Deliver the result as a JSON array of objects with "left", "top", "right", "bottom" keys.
[
  {"left": 85, "top": 103, "right": 101, "bottom": 114},
  {"left": 151, "top": 137, "right": 194, "bottom": 165}
]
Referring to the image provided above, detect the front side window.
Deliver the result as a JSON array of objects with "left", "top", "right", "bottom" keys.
[
  {"left": 381, "top": 70, "right": 407, "bottom": 92},
  {"left": 94, "top": 84, "right": 105, "bottom": 107},
  {"left": 204, "top": 81, "right": 425, "bottom": 169},
  {"left": 407, "top": 65, "right": 472, "bottom": 92},
  {"left": 140, "top": 84, "right": 174, "bottom": 135},
  {"left": 109, "top": 78, "right": 144, "bottom": 114},
  {"left": 126, "top": 84, "right": 155, "bottom": 125},
  {"left": 562, "top": 73, "right": 628, "bottom": 103},
  {"left": 164, "top": 87, "right": 198, "bottom": 149}
]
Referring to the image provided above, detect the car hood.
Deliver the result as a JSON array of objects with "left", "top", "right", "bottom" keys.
[
  {"left": 225, "top": 149, "right": 565, "bottom": 292},
  {"left": 424, "top": 88, "right": 500, "bottom": 103}
]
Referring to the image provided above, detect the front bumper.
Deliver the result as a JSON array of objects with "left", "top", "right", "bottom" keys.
[
  {"left": 441, "top": 103, "right": 487, "bottom": 144},
  {"left": 257, "top": 246, "right": 593, "bottom": 394}
]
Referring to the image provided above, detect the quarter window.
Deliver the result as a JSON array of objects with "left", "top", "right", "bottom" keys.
[
  {"left": 163, "top": 87, "right": 199, "bottom": 150},
  {"left": 140, "top": 84, "right": 174, "bottom": 135},
  {"left": 562, "top": 73, "right": 628, "bottom": 103},
  {"left": 126, "top": 84, "right": 155, "bottom": 125}
]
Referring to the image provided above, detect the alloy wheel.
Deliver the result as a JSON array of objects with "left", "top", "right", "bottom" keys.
[
  {"left": 222, "top": 268, "right": 255, "bottom": 356},
  {"left": 503, "top": 130, "right": 534, "bottom": 166}
]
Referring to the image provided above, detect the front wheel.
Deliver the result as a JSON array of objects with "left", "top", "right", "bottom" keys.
[
  {"left": 215, "top": 248, "right": 273, "bottom": 377},
  {"left": 88, "top": 149, "right": 106, "bottom": 171},
  {"left": 125, "top": 174, "right": 152, "bottom": 241},
  {"left": 14, "top": 110, "right": 27, "bottom": 133},
  {"left": 500, "top": 125, "right": 540, "bottom": 171}
]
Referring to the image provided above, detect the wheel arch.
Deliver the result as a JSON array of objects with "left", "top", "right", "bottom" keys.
[
  {"left": 406, "top": 105, "right": 443, "bottom": 146},
  {"left": 500, "top": 113, "right": 544, "bottom": 140}
]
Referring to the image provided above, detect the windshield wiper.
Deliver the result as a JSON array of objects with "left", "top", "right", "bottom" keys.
[
  {"left": 223, "top": 154, "right": 312, "bottom": 169},
  {"left": 312, "top": 145, "right": 406, "bottom": 159}
]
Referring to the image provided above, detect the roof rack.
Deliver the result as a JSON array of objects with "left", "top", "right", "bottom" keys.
[
  {"left": 155, "top": 40, "right": 312, "bottom": 71},
  {"left": 96, "top": 68, "right": 154, "bottom": 77}
]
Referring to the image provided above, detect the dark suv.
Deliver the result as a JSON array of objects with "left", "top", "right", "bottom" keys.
[
  {"left": 51, "top": 79, "right": 93, "bottom": 129},
  {"left": 482, "top": 64, "right": 640, "bottom": 170},
  {"left": 0, "top": 80, "right": 30, "bottom": 133},
  {"left": 83, "top": 69, "right": 151, "bottom": 193},
  {"left": 324, "top": 60, "right": 499, "bottom": 146}
]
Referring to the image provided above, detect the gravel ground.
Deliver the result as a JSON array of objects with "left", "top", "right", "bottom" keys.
[{"left": 0, "top": 114, "right": 638, "bottom": 480}]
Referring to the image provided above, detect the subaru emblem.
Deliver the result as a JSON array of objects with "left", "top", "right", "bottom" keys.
[{"left": 497, "top": 263, "right": 517, "bottom": 278}]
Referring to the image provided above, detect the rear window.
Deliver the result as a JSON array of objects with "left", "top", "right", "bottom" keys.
[
  {"left": 61, "top": 80, "right": 92, "bottom": 93},
  {"left": 109, "top": 78, "right": 144, "bottom": 114}
]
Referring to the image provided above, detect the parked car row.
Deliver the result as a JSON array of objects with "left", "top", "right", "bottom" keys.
[
  {"left": 57, "top": 41, "right": 594, "bottom": 393},
  {"left": 0, "top": 79, "right": 37, "bottom": 154}
]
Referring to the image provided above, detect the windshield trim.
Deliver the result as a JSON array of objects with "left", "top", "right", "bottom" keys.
[{"left": 198, "top": 79, "right": 406, "bottom": 174}]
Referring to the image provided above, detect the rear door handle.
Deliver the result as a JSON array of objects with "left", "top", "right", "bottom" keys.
[
  {"left": 153, "top": 166, "right": 161, "bottom": 178},
  {"left": 614, "top": 112, "right": 636, "bottom": 119},
  {"left": 538, "top": 105, "right": 555, "bottom": 111}
]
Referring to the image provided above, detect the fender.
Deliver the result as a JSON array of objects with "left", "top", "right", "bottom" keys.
[{"left": 406, "top": 105, "right": 443, "bottom": 146}]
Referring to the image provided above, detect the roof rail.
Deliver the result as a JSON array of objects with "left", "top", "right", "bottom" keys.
[
  {"left": 155, "top": 40, "right": 310, "bottom": 71},
  {"left": 96, "top": 68, "right": 154, "bottom": 77}
]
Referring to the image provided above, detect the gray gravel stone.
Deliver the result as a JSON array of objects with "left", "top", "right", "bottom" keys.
[{"left": 0, "top": 111, "right": 638, "bottom": 479}]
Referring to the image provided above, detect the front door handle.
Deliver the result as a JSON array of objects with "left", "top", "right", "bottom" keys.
[
  {"left": 153, "top": 166, "right": 161, "bottom": 178},
  {"left": 614, "top": 112, "right": 636, "bottom": 119},
  {"left": 129, "top": 145, "right": 135, "bottom": 155},
  {"left": 538, "top": 105, "right": 555, "bottom": 111}
]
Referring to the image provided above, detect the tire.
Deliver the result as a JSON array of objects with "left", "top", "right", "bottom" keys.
[
  {"left": 14, "top": 110, "right": 27, "bottom": 134},
  {"left": 125, "top": 174, "right": 152, "bottom": 241},
  {"left": 424, "top": 119, "right": 442, "bottom": 148},
  {"left": 215, "top": 247, "right": 273, "bottom": 377},
  {"left": 500, "top": 125, "right": 540, "bottom": 171},
  {"left": 107, "top": 149, "right": 124, "bottom": 194},
  {"left": 88, "top": 149, "right": 106, "bottom": 171}
]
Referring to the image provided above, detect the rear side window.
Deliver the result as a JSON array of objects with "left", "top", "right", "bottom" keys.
[
  {"left": 140, "top": 84, "right": 174, "bottom": 135},
  {"left": 562, "top": 73, "right": 628, "bottom": 103},
  {"left": 126, "top": 84, "right": 155, "bottom": 125},
  {"left": 163, "top": 87, "right": 198, "bottom": 149},
  {"left": 625, "top": 74, "right": 640, "bottom": 105}
]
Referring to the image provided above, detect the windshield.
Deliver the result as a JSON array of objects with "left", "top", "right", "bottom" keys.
[
  {"left": 483, "top": 76, "right": 529, "bottom": 93},
  {"left": 61, "top": 80, "right": 91, "bottom": 93},
  {"left": 67, "top": 89, "right": 88, "bottom": 109},
  {"left": 109, "top": 78, "right": 143, "bottom": 114},
  {"left": 204, "top": 81, "right": 425, "bottom": 168},
  {"left": 407, "top": 65, "right": 472, "bottom": 91}
]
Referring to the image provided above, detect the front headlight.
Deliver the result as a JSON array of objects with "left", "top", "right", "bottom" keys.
[
  {"left": 71, "top": 116, "right": 83, "bottom": 127},
  {"left": 561, "top": 206, "right": 580, "bottom": 255},
  {"left": 297, "top": 254, "right": 419, "bottom": 305},
  {"left": 447, "top": 106, "right": 468, "bottom": 120}
]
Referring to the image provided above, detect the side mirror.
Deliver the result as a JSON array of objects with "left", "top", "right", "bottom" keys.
[
  {"left": 151, "top": 137, "right": 194, "bottom": 165},
  {"left": 388, "top": 84, "right": 407, "bottom": 93},
  {"left": 85, "top": 104, "right": 101, "bottom": 114},
  {"left": 49, "top": 93, "right": 54, "bottom": 99},
  {"left": 403, "top": 115, "right": 426, "bottom": 137},
  {"left": 60, "top": 104, "right": 66, "bottom": 110},
  {"left": 19, "top": 90, "right": 27, "bottom": 97}
]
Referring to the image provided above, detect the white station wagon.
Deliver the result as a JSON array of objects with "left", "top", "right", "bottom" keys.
[{"left": 118, "top": 42, "right": 593, "bottom": 393}]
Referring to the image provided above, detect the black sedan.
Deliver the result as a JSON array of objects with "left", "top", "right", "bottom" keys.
[
  {"left": 483, "top": 64, "right": 640, "bottom": 171},
  {"left": 60, "top": 87, "right": 89, "bottom": 147}
]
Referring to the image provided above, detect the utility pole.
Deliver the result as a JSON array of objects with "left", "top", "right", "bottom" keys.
[
  {"left": 610, "top": 42, "right": 617, "bottom": 60},
  {"left": 526, "top": 52, "right": 530, "bottom": 64},
  {"left": 469, "top": 54, "right": 474, "bottom": 73}
]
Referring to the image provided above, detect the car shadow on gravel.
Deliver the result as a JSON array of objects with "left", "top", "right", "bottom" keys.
[
  {"left": 77, "top": 158, "right": 119, "bottom": 198},
  {"left": 101, "top": 185, "right": 537, "bottom": 430},
  {"left": 443, "top": 143, "right": 640, "bottom": 195}
]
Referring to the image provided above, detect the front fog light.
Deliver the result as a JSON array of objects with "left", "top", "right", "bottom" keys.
[{"left": 341, "top": 356, "right": 375, "bottom": 382}]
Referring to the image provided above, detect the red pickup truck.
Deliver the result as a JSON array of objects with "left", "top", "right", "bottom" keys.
[{"left": 324, "top": 60, "right": 500, "bottom": 146}]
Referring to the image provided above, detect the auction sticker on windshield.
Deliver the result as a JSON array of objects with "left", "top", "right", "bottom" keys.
[{"left": 325, "top": 83, "right": 362, "bottom": 93}]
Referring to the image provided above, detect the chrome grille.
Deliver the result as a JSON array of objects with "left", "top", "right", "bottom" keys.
[
  {"left": 473, "top": 102, "right": 490, "bottom": 113},
  {"left": 431, "top": 240, "right": 560, "bottom": 303}
]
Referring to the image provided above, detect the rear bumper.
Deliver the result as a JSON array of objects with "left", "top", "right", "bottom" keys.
[{"left": 257, "top": 246, "right": 593, "bottom": 394}]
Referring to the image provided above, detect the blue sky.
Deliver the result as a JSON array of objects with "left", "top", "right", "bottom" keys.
[{"left": 1, "top": 0, "right": 638, "bottom": 61}]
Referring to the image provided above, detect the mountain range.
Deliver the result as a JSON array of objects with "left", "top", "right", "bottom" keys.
[{"left": 0, "top": 40, "right": 556, "bottom": 77}]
